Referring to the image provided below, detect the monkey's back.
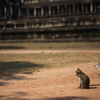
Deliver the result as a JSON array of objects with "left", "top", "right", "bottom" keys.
[{"left": 80, "top": 73, "right": 90, "bottom": 88}]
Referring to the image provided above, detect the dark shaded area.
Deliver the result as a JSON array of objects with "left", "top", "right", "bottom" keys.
[
  {"left": 90, "top": 84, "right": 100, "bottom": 86},
  {"left": 14, "top": 92, "right": 28, "bottom": 96},
  {"left": 0, "top": 71, "right": 37, "bottom": 86},
  {"left": 2, "top": 75, "right": 36, "bottom": 81},
  {"left": 98, "top": 73, "right": 100, "bottom": 76},
  {"left": 89, "top": 84, "right": 100, "bottom": 89},
  {"left": 0, "top": 81, "right": 10, "bottom": 86},
  {"left": 0, "top": 96, "right": 88, "bottom": 100},
  {"left": 0, "top": 95, "right": 6, "bottom": 98},
  {"left": 0, "top": 46, "right": 25, "bottom": 50},
  {"left": 45, "top": 96, "right": 88, "bottom": 100},
  {"left": 0, "top": 61, "right": 44, "bottom": 77}
]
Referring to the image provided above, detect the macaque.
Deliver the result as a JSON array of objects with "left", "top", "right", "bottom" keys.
[{"left": 76, "top": 68, "right": 90, "bottom": 89}]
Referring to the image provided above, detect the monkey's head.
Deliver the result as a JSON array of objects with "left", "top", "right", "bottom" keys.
[{"left": 76, "top": 68, "right": 83, "bottom": 77}]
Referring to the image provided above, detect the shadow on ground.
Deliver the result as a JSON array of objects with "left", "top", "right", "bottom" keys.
[
  {"left": 90, "top": 84, "right": 100, "bottom": 89},
  {"left": 45, "top": 96, "right": 88, "bottom": 100},
  {"left": 90, "top": 84, "right": 100, "bottom": 86},
  {"left": 0, "top": 81, "right": 10, "bottom": 86},
  {"left": 0, "top": 46, "right": 25, "bottom": 50},
  {"left": 0, "top": 61, "right": 44, "bottom": 77},
  {"left": 0, "top": 96, "right": 88, "bottom": 100}
]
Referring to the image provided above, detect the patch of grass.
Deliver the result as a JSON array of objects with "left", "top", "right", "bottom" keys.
[
  {"left": 48, "top": 46, "right": 53, "bottom": 49},
  {"left": 0, "top": 52, "right": 100, "bottom": 76},
  {"left": 0, "top": 42, "right": 100, "bottom": 50}
]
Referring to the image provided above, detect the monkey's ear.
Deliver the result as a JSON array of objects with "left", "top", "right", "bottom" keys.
[
  {"left": 77, "top": 68, "right": 80, "bottom": 70},
  {"left": 77, "top": 68, "right": 82, "bottom": 72}
]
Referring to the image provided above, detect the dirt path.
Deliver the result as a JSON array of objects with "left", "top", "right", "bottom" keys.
[
  {"left": 0, "top": 62, "right": 100, "bottom": 100},
  {"left": 0, "top": 50, "right": 100, "bottom": 54}
]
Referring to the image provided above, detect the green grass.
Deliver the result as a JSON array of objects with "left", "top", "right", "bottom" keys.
[{"left": 0, "top": 42, "right": 100, "bottom": 50}]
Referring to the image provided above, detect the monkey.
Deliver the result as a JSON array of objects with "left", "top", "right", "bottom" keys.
[
  {"left": 95, "top": 62, "right": 100, "bottom": 70},
  {"left": 76, "top": 68, "right": 90, "bottom": 89}
]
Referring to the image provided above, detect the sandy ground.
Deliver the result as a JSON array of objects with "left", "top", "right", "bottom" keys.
[
  {"left": 0, "top": 50, "right": 100, "bottom": 100},
  {"left": 0, "top": 50, "right": 100, "bottom": 54}
]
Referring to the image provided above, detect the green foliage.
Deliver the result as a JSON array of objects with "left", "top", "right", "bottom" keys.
[{"left": 48, "top": 46, "right": 53, "bottom": 49}]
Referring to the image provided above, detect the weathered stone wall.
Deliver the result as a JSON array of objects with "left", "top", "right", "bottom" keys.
[{"left": 0, "top": 0, "right": 100, "bottom": 42}]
